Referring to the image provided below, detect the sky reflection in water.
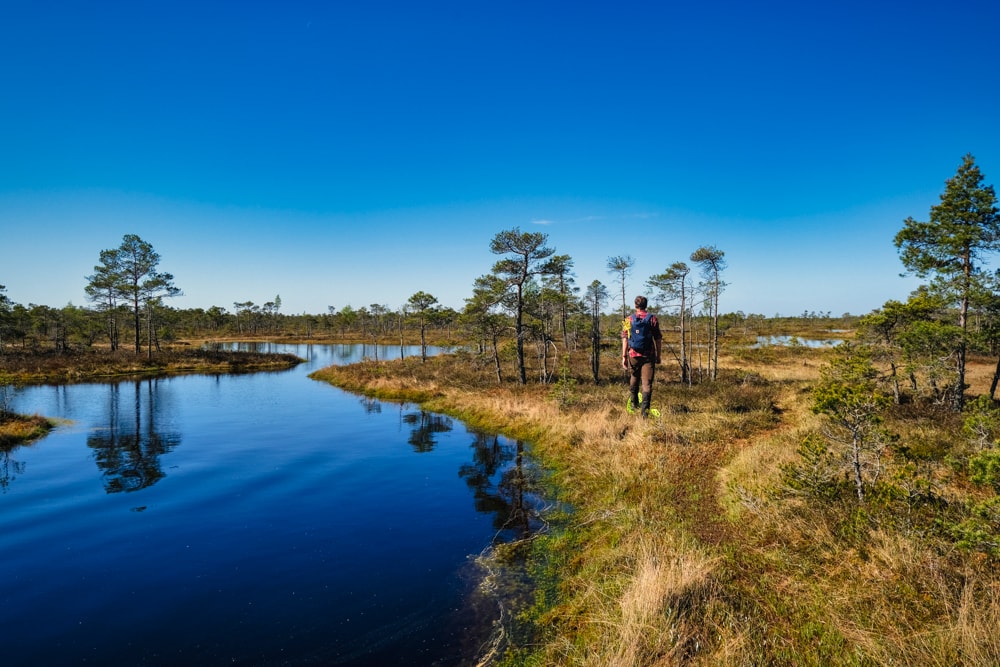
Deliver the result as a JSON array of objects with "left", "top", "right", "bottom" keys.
[{"left": 1, "top": 344, "right": 546, "bottom": 666}]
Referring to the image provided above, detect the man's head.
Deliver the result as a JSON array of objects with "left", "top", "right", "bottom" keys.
[{"left": 634, "top": 295, "right": 648, "bottom": 310}]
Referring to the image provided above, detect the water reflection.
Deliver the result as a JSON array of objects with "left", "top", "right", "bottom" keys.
[
  {"left": 209, "top": 340, "right": 421, "bottom": 364},
  {"left": 402, "top": 410, "right": 453, "bottom": 452},
  {"left": 86, "top": 378, "right": 182, "bottom": 493},
  {"left": 498, "top": 440, "right": 542, "bottom": 538},
  {"left": 753, "top": 335, "right": 843, "bottom": 348},
  {"left": 0, "top": 446, "right": 26, "bottom": 492},
  {"left": 359, "top": 395, "right": 382, "bottom": 414},
  {"left": 461, "top": 433, "right": 513, "bottom": 513},
  {"left": 1, "top": 343, "right": 550, "bottom": 665},
  {"left": 460, "top": 433, "right": 543, "bottom": 540}
]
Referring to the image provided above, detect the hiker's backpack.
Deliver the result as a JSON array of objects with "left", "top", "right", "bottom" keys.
[{"left": 628, "top": 312, "right": 654, "bottom": 353}]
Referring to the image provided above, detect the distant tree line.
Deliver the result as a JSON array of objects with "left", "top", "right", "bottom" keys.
[
  {"left": 3, "top": 223, "right": 872, "bottom": 392},
  {"left": 1, "top": 225, "right": 866, "bottom": 393}
]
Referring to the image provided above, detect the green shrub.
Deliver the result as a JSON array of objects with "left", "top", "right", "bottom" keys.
[{"left": 970, "top": 449, "right": 1000, "bottom": 492}]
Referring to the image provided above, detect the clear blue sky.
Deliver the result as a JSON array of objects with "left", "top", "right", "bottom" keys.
[{"left": 3, "top": 1, "right": 998, "bottom": 317}]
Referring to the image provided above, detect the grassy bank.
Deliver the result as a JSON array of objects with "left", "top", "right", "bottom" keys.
[
  {"left": 0, "top": 346, "right": 303, "bottom": 385},
  {"left": 311, "top": 345, "right": 1000, "bottom": 666},
  {"left": 0, "top": 411, "right": 54, "bottom": 447}
]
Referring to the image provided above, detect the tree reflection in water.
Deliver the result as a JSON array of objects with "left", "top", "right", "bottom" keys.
[
  {"left": 402, "top": 409, "right": 453, "bottom": 452},
  {"left": 0, "top": 446, "right": 27, "bottom": 492},
  {"left": 358, "top": 396, "right": 382, "bottom": 414},
  {"left": 86, "top": 379, "right": 181, "bottom": 493},
  {"left": 457, "top": 431, "right": 551, "bottom": 657},
  {"left": 460, "top": 433, "right": 543, "bottom": 540},
  {"left": 498, "top": 439, "right": 542, "bottom": 539}
]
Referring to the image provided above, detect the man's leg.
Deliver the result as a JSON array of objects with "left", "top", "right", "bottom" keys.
[
  {"left": 628, "top": 357, "right": 641, "bottom": 411},
  {"left": 639, "top": 359, "right": 655, "bottom": 416}
]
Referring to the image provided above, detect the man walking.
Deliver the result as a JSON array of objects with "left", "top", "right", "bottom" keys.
[{"left": 622, "top": 295, "right": 662, "bottom": 417}]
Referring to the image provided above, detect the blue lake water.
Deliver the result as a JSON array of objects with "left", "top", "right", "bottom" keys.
[
  {"left": 753, "top": 335, "right": 843, "bottom": 348},
  {"left": 2, "top": 343, "right": 545, "bottom": 666}
]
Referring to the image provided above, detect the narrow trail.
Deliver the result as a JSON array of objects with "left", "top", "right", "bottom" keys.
[
  {"left": 669, "top": 440, "right": 734, "bottom": 546},
  {"left": 660, "top": 381, "right": 810, "bottom": 550}
]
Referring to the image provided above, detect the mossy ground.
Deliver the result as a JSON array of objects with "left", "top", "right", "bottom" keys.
[
  {"left": 312, "top": 343, "right": 1000, "bottom": 666},
  {"left": 7, "top": 333, "right": 999, "bottom": 665}
]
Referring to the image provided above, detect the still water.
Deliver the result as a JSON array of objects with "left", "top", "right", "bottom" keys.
[
  {"left": 2, "top": 343, "right": 546, "bottom": 666},
  {"left": 753, "top": 335, "right": 843, "bottom": 348}
]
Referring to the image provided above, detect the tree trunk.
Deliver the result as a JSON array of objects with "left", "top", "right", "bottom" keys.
[
  {"left": 711, "top": 289, "right": 719, "bottom": 381},
  {"left": 679, "top": 305, "right": 690, "bottom": 385},
  {"left": 954, "top": 264, "right": 971, "bottom": 411},
  {"left": 890, "top": 361, "right": 901, "bottom": 404},
  {"left": 492, "top": 335, "right": 502, "bottom": 384},
  {"left": 540, "top": 337, "right": 549, "bottom": 383},
  {"left": 852, "top": 432, "right": 865, "bottom": 502},
  {"left": 990, "top": 355, "right": 1000, "bottom": 400},
  {"left": 515, "top": 283, "right": 527, "bottom": 384},
  {"left": 591, "top": 331, "right": 600, "bottom": 383},
  {"left": 133, "top": 295, "right": 141, "bottom": 354}
]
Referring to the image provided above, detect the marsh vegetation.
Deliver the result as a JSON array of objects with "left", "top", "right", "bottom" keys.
[
  {"left": 313, "top": 333, "right": 1000, "bottom": 666},
  {"left": 5, "top": 153, "right": 1000, "bottom": 664}
]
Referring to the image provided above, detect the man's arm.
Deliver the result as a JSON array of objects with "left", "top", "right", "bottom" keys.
[{"left": 621, "top": 318, "right": 630, "bottom": 368}]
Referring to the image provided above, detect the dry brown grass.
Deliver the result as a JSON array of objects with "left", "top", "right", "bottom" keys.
[
  {"left": 318, "top": 343, "right": 1000, "bottom": 666},
  {"left": 606, "top": 536, "right": 720, "bottom": 667},
  {"left": 312, "top": 345, "right": 818, "bottom": 664},
  {"left": 11, "top": 332, "right": 1000, "bottom": 664},
  {"left": 0, "top": 347, "right": 302, "bottom": 384},
  {"left": 0, "top": 412, "right": 53, "bottom": 446}
]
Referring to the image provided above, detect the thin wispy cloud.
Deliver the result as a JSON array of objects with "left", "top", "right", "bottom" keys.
[{"left": 531, "top": 215, "right": 608, "bottom": 226}]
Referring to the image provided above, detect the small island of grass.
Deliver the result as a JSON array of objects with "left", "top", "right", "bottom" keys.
[
  {"left": 0, "top": 345, "right": 304, "bottom": 386},
  {"left": 0, "top": 410, "right": 54, "bottom": 447}
]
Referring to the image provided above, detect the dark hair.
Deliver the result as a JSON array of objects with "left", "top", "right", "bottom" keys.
[{"left": 634, "top": 296, "right": 648, "bottom": 310}]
